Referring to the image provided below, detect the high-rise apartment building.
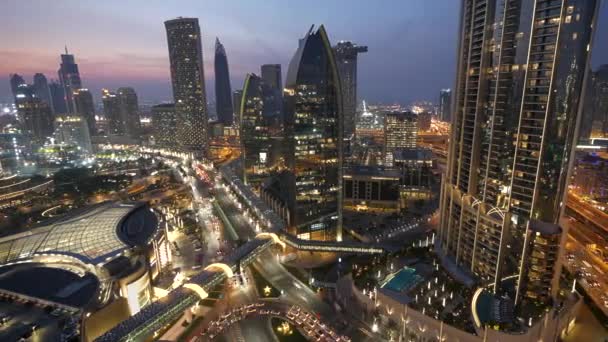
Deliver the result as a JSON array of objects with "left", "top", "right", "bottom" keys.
[
  {"left": 164, "top": 17, "right": 209, "bottom": 155},
  {"left": 384, "top": 111, "right": 417, "bottom": 154},
  {"left": 117, "top": 87, "right": 141, "bottom": 138},
  {"left": 57, "top": 47, "right": 82, "bottom": 114},
  {"left": 583, "top": 65, "right": 608, "bottom": 139},
  {"left": 214, "top": 38, "right": 233, "bottom": 127},
  {"left": 439, "top": 0, "right": 598, "bottom": 308},
  {"left": 73, "top": 88, "right": 96, "bottom": 135},
  {"left": 151, "top": 103, "right": 177, "bottom": 149},
  {"left": 439, "top": 89, "right": 452, "bottom": 122},
  {"left": 333, "top": 41, "right": 367, "bottom": 139},
  {"left": 240, "top": 74, "right": 272, "bottom": 186},
  {"left": 284, "top": 25, "right": 343, "bottom": 241}
]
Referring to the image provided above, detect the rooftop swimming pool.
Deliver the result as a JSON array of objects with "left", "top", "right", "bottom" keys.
[{"left": 381, "top": 267, "right": 423, "bottom": 292}]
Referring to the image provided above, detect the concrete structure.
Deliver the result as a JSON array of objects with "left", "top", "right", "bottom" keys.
[
  {"left": 164, "top": 17, "right": 209, "bottom": 156},
  {"left": 439, "top": 88, "right": 451, "bottom": 122},
  {"left": 384, "top": 111, "right": 417, "bottom": 156}
]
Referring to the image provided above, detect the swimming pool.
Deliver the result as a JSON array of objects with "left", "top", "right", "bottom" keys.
[{"left": 381, "top": 267, "right": 422, "bottom": 292}]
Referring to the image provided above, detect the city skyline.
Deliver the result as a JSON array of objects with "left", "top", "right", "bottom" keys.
[{"left": 2, "top": 1, "right": 606, "bottom": 106}]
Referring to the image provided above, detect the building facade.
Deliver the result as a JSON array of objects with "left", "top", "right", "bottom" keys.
[
  {"left": 33, "top": 73, "right": 53, "bottom": 110},
  {"left": 333, "top": 41, "right": 367, "bottom": 140},
  {"left": 284, "top": 25, "right": 343, "bottom": 241},
  {"left": 214, "top": 38, "right": 233, "bottom": 127},
  {"left": 439, "top": 0, "right": 598, "bottom": 309},
  {"left": 165, "top": 17, "right": 209, "bottom": 155},
  {"left": 102, "top": 89, "right": 123, "bottom": 135},
  {"left": 53, "top": 115, "right": 92, "bottom": 153},
  {"left": 260, "top": 64, "right": 283, "bottom": 119},
  {"left": 15, "top": 85, "right": 53, "bottom": 145},
  {"left": 384, "top": 111, "right": 417, "bottom": 155},
  {"left": 49, "top": 80, "right": 67, "bottom": 115}
]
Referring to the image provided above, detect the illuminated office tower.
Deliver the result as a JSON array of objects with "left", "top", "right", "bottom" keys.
[
  {"left": 284, "top": 25, "right": 343, "bottom": 241},
  {"left": 232, "top": 89, "right": 243, "bottom": 121},
  {"left": 439, "top": 89, "right": 452, "bottom": 122},
  {"left": 151, "top": 103, "right": 177, "bottom": 149},
  {"left": 384, "top": 111, "right": 417, "bottom": 154},
  {"left": 164, "top": 17, "right": 209, "bottom": 155},
  {"left": 333, "top": 41, "right": 367, "bottom": 140},
  {"left": 57, "top": 47, "right": 82, "bottom": 114},
  {"left": 117, "top": 87, "right": 141, "bottom": 138},
  {"left": 73, "top": 88, "right": 96, "bottom": 135},
  {"left": 439, "top": 0, "right": 598, "bottom": 307},
  {"left": 240, "top": 74, "right": 272, "bottom": 186},
  {"left": 214, "top": 38, "right": 233, "bottom": 126}
]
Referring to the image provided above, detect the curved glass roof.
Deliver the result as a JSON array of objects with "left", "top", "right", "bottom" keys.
[{"left": 0, "top": 202, "right": 158, "bottom": 266}]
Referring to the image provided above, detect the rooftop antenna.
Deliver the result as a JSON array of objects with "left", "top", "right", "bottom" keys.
[{"left": 65, "top": 45, "right": 68, "bottom": 54}]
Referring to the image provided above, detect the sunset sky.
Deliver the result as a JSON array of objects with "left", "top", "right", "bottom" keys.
[{"left": 1, "top": 0, "right": 607, "bottom": 105}]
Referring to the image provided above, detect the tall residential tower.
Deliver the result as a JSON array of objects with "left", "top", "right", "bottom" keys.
[
  {"left": 58, "top": 47, "right": 82, "bottom": 114},
  {"left": 439, "top": 0, "right": 598, "bottom": 309},
  {"left": 165, "top": 17, "right": 209, "bottom": 155}
]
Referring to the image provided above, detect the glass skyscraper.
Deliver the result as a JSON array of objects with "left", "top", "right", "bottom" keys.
[
  {"left": 165, "top": 17, "right": 209, "bottom": 155},
  {"left": 239, "top": 74, "right": 272, "bottom": 187},
  {"left": 439, "top": 0, "right": 598, "bottom": 309},
  {"left": 284, "top": 25, "right": 343, "bottom": 241},
  {"left": 214, "top": 38, "right": 233, "bottom": 127}
]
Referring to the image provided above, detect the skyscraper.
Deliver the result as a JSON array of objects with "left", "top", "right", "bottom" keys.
[
  {"left": 584, "top": 65, "right": 608, "bottom": 139},
  {"left": 9, "top": 74, "right": 26, "bottom": 100},
  {"left": 439, "top": 0, "right": 598, "bottom": 308},
  {"left": 439, "top": 89, "right": 452, "bottom": 122},
  {"left": 102, "top": 89, "right": 122, "bottom": 135},
  {"left": 232, "top": 89, "right": 243, "bottom": 122},
  {"left": 165, "top": 17, "right": 209, "bottom": 155},
  {"left": 15, "top": 85, "right": 53, "bottom": 144},
  {"left": 117, "top": 87, "right": 141, "bottom": 138},
  {"left": 73, "top": 88, "right": 96, "bottom": 135},
  {"left": 151, "top": 103, "right": 177, "bottom": 149},
  {"left": 57, "top": 47, "right": 82, "bottom": 114},
  {"left": 284, "top": 25, "right": 343, "bottom": 241},
  {"left": 32, "top": 73, "right": 52, "bottom": 110},
  {"left": 214, "top": 38, "right": 233, "bottom": 126},
  {"left": 384, "top": 111, "right": 417, "bottom": 154},
  {"left": 333, "top": 41, "right": 367, "bottom": 139},
  {"left": 49, "top": 80, "right": 67, "bottom": 114},
  {"left": 240, "top": 74, "right": 272, "bottom": 186},
  {"left": 261, "top": 64, "right": 283, "bottom": 119}
]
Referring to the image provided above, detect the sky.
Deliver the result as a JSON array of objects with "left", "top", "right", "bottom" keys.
[{"left": 1, "top": 0, "right": 607, "bottom": 106}]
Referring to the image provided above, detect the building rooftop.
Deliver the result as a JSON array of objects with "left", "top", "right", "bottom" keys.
[
  {"left": 393, "top": 148, "right": 433, "bottom": 161},
  {"left": 0, "top": 202, "right": 158, "bottom": 266}
]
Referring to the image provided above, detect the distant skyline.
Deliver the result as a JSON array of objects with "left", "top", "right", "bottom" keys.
[{"left": 1, "top": 0, "right": 607, "bottom": 105}]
